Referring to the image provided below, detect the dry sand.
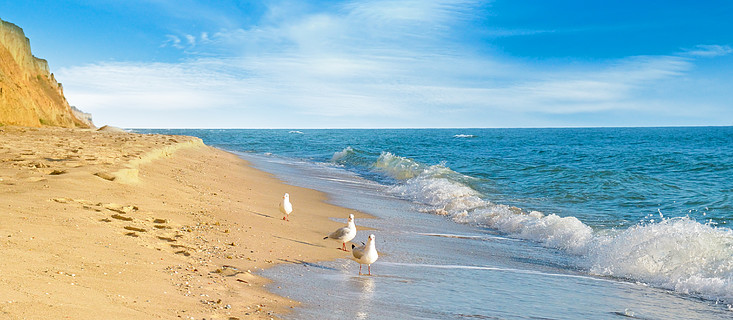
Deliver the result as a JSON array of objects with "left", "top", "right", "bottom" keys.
[{"left": 0, "top": 126, "right": 367, "bottom": 319}]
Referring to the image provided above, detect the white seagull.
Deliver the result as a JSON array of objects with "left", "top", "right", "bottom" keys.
[
  {"left": 280, "top": 193, "right": 293, "bottom": 221},
  {"left": 352, "top": 234, "right": 379, "bottom": 275},
  {"left": 323, "top": 214, "right": 357, "bottom": 251}
]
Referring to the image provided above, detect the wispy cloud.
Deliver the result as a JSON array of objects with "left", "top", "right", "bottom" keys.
[
  {"left": 162, "top": 35, "right": 183, "bottom": 49},
  {"left": 681, "top": 44, "right": 733, "bottom": 57},
  {"left": 57, "top": 0, "right": 729, "bottom": 127}
]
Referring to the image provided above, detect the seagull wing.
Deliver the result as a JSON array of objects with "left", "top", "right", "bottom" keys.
[
  {"left": 326, "top": 226, "right": 349, "bottom": 240},
  {"left": 352, "top": 243, "right": 365, "bottom": 260}
]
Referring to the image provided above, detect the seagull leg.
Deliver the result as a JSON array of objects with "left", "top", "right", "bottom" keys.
[
  {"left": 368, "top": 265, "right": 371, "bottom": 276},
  {"left": 340, "top": 242, "right": 349, "bottom": 251},
  {"left": 283, "top": 216, "right": 288, "bottom": 221},
  {"left": 358, "top": 265, "right": 362, "bottom": 275}
]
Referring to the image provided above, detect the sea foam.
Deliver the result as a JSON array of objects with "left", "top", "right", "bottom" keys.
[
  {"left": 366, "top": 150, "right": 733, "bottom": 304},
  {"left": 332, "top": 146, "right": 354, "bottom": 162},
  {"left": 588, "top": 218, "right": 733, "bottom": 302}
]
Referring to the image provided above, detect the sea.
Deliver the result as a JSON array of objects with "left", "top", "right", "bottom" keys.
[{"left": 135, "top": 127, "right": 733, "bottom": 320}]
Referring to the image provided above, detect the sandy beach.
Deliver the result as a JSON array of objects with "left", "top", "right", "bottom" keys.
[{"left": 0, "top": 126, "right": 366, "bottom": 319}]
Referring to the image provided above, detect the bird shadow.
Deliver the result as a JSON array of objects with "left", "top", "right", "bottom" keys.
[
  {"left": 247, "top": 210, "right": 274, "bottom": 219},
  {"left": 278, "top": 259, "right": 339, "bottom": 271},
  {"left": 271, "top": 235, "right": 326, "bottom": 248}
]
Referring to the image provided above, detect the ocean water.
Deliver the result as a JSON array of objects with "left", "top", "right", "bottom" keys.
[{"left": 135, "top": 127, "right": 733, "bottom": 319}]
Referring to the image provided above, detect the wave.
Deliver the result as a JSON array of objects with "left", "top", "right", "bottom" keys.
[
  {"left": 373, "top": 152, "right": 426, "bottom": 180},
  {"left": 357, "top": 150, "right": 733, "bottom": 304},
  {"left": 588, "top": 218, "right": 733, "bottom": 303},
  {"left": 289, "top": 130, "right": 304, "bottom": 134},
  {"left": 453, "top": 134, "right": 477, "bottom": 138},
  {"left": 332, "top": 146, "right": 355, "bottom": 162},
  {"left": 330, "top": 147, "right": 381, "bottom": 170}
]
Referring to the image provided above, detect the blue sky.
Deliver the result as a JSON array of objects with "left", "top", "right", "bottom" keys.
[{"left": 1, "top": 0, "right": 731, "bottom": 128}]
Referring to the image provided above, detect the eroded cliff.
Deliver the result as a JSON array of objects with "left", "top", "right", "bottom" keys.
[{"left": 0, "top": 18, "right": 93, "bottom": 128}]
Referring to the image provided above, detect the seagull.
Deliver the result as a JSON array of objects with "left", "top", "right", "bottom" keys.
[
  {"left": 323, "top": 214, "right": 357, "bottom": 251},
  {"left": 352, "top": 234, "right": 378, "bottom": 275},
  {"left": 280, "top": 193, "right": 293, "bottom": 221}
]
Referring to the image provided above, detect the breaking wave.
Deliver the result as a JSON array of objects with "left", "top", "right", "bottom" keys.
[
  {"left": 344, "top": 149, "right": 733, "bottom": 304},
  {"left": 331, "top": 146, "right": 355, "bottom": 162}
]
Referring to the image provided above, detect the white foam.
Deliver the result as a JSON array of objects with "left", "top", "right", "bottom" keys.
[
  {"left": 453, "top": 134, "right": 476, "bottom": 138},
  {"left": 332, "top": 146, "right": 354, "bottom": 162},
  {"left": 391, "top": 170, "right": 484, "bottom": 212},
  {"left": 380, "top": 152, "right": 593, "bottom": 254},
  {"left": 587, "top": 218, "right": 733, "bottom": 302},
  {"left": 451, "top": 204, "right": 593, "bottom": 255},
  {"left": 418, "top": 232, "right": 486, "bottom": 239},
  {"left": 377, "top": 151, "right": 733, "bottom": 303},
  {"left": 417, "top": 232, "right": 521, "bottom": 242},
  {"left": 383, "top": 262, "right": 620, "bottom": 283}
]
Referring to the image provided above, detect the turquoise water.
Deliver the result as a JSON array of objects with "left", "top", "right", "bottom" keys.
[{"left": 136, "top": 127, "right": 733, "bottom": 319}]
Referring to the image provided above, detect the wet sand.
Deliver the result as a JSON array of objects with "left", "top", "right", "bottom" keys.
[{"left": 0, "top": 126, "right": 366, "bottom": 319}]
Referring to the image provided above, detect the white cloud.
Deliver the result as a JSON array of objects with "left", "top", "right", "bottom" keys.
[
  {"left": 682, "top": 44, "right": 733, "bottom": 57},
  {"left": 58, "top": 52, "right": 693, "bottom": 125},
  {"left": 162, "top": 35, "right": 183, "bottom": 49},
  {"left": 184, "top": 34, "right": 196, "bottom": 47},
  {"left": 58, "top": 0, "right": 726, "bottom": 127}
]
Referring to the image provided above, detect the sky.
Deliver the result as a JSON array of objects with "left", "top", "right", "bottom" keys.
[{"left": 1, "top": 0, "right": 732, "bottom": 128}]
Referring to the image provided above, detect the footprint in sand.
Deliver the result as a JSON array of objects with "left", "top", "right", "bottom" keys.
[
  {"left": 124, "top": 226, "right": 147, "bottom": 233},
  {"left": 111, "top": 214, "right": 133, "bottom": 221},
  {"left": 157, "top": 236, "right": 177, "bottom": 242},
  {"left": 104, "top": 203, "right": 138, "bottom": 214},
  {"left": 52, "top": 198, "right": 74, "bottom": 204},
  {"left": 50, "top": 197, "right": 196, "bottom": 258},
  {"left": 94, "top": 172, "right": 115, "bottom": 181},
  {"left": 153, "top": 218, "right": 171, "bottom": 229},
  {"left": 175, "top": 250, "right": 191, "bottom": 256}
]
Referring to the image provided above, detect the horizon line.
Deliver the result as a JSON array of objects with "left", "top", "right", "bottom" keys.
[{"left": 124, "top": 125, "right": 733, "bottom": 130}]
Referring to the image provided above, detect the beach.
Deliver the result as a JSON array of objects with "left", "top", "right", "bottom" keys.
[
  {"left": 2, "top": 126, "right": 732, "bottom": 320},
  {"left": 2, "top": 1, "right": 730, "bottom": 319},
  {"left": 0, "top": 126, "right": 364, "bottom": 319},
  {"left": 142, "top": 128, "right": 733, "bottom": 320}
]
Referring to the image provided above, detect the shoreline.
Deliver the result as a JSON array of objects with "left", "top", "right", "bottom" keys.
[{"left": 0, "top": 126, "right": 370, "bottom": 319}]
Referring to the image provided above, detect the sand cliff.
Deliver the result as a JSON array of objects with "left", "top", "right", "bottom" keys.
[{"left": 0, "top": 18, "right": 93, "bottom": 128}]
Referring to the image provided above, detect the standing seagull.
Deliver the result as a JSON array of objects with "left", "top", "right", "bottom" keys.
[
  {"left": 323, "top": 214, "right": 357, "bottom": 251},
  {"left": 352, "top": 234, "right": 379, "bottom": 275},
  {"left": 280, "top": 193, "right": 293, "bottom": 221}
]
